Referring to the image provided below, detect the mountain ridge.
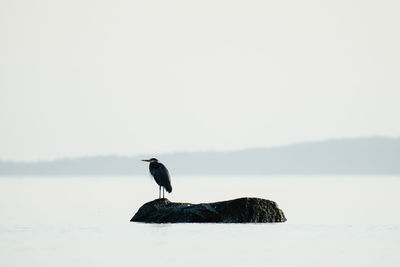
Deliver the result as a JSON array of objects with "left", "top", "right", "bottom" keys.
[{"left": 1, "top": 136, "right": 399, "bottom": 175}]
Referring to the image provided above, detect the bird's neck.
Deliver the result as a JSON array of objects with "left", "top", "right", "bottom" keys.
[{"left": 150, "top": 162, "right": 159, "bottom": 169}]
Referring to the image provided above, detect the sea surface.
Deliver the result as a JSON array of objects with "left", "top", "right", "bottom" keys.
[{"left": 0, "top": 175, "right": 399, "bottom": 267}]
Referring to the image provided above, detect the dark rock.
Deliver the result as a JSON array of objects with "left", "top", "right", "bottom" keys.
[{"left": 130, "top": 197, "right": 286, "bottom": 223}]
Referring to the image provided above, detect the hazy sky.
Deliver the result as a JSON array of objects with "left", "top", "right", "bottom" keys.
[{"left": 1, "top": 0, "right": 399, "bottom": 161}]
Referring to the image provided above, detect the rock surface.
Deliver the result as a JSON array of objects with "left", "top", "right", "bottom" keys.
[{"left": 130, "top": 197, "right": 286, "bottom": 223}]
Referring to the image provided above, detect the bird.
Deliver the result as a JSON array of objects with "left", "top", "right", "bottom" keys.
[{"left": 141, "top": 158, "right": 172, "bottom": 199}]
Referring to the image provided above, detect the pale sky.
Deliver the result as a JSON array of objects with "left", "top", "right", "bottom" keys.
[{"left": 1, "top": 0, "right": 399, "bottom": 161}]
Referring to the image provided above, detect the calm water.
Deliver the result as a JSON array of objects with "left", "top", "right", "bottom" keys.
[{"left": 1, "top": 175, "right": 399, "bottom": 267}]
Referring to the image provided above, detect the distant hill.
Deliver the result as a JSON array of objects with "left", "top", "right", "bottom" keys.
[{"left": 1, "top": 137, "right": 399, "bottom": 176}]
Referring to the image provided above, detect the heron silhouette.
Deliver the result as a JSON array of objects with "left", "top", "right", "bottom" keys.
[{"left": 141, "top": 158, "right": 172, "bottom": 199}]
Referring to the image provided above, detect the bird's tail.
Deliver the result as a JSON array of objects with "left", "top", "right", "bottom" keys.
[{"left": 165, "top": 184, "right": 172, "bottom": 193}]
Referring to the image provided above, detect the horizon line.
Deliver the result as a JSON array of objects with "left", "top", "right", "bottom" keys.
[{"left": 1, "top": 135, "right": 399, "bottom": 164}]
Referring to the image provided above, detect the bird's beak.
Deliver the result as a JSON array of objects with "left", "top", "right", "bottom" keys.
[{"left": 141, "top": 159, "right": 150, "bottom": 162}]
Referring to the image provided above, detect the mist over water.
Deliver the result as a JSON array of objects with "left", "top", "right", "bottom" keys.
[
  {"left": 1, "top": 176, "right": 399, "bottom": 267},
  {"left": 2, "top": 0, "right": 399, "bottom": 266}
]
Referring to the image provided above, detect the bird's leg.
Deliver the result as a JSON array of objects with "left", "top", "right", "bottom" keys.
[
  {"left": 163, "top": 188, "right": 165, "bottom": 198},
  {"left": 159, "top": 186, "right": 161, "bottom": 199}
]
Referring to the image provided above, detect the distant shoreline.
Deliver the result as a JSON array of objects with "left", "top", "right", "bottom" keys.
[{"left": 1, "top": 137, "right": 399, "bottom": 176}]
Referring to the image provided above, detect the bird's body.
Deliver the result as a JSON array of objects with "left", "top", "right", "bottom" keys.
[
  {"left": 142, "top": 158, "right": 172, "bottom": 198},
  {"left": 149, "top": 161, "right": 172, "bottom": 193}
]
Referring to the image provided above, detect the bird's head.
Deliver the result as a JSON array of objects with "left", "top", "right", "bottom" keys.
[{"left": 141, "top": 158, "right": 158, "bottom": 163}]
